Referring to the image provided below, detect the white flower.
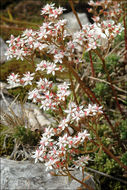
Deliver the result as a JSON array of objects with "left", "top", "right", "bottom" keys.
[
  {"left": 22, "top": 72, "right": 35, "bottom": 86},
  {"left": 64, "top": 102, "right": 77, "bottom": 120},
  {"left": 45, "top": 158, "right": 57, "bottom": 171},
  {"left": 32, "top": 149, "right": 44, "bottom": 163},
  {"left": 47, "top": 63, "right": 59, "bottom": 76},
  {"left": 57, "top": 82, "right": 70, "bottom": 101},
  {"left": 77, "top": 130, "right": 90, "bottom": 142},
  {"left": 67, "top": 41, "right": 75, "bottom": 52},
  {"left": 42, "top": 22, "right": 53, "bottom": 30},
  {"left": 36, "top": 78, "right": 52, "bottom": 91},
  {"left": 41, "top": 3, "right": 55, "bottom": 15},
  {"left": 5, "top": 48, "right": 14, "bottom": 60},
  {"left": 28, "top": 88, "right": 41, "bottom": 103},
  {"left": 48, "top": 7, "right": 65, "bottom": 19},
  {"left": 14, "top": 48, "right": 27, "bottom": 60},
  {"left": 57, "top": 82, "right": 70, "bottom": 90},
  {"left": 40, "top": 135, "right": 53, "bottom": 147},
  {"left": 38, "top": 29, "right": 48, "bottom": 39},
  {"left": 22, "top": 29, "right": 36, "bottom": 39},
  {"left": 74, "top": 155, "right": 89, "bottom": 171},
  {"left": 49, "top": 146, "right": 58, "bottom": 157},
  {"left": 36, "top": 60, "right": 51, "bottom": 72},
  {"left": 91, "top": 104, "right": 103, "bottom": 114},
  {"left": 6, "top": 35, "right": 16, "bottom": 47},
  {"left": 58, "top": 118, "right": 69, "bottom": 131},
  {"left": 55, "top": 19, "right": 67, "bottom": 30},
  {"left": 33, "top": 41, "right": 47, "bottom": 50},
  {"left": 57, "top": 134, "right": 68, "bottom": 149},
  {"left": 7, "top": 73, "right": 20, "bottom": 88},
  {"left": 85, "top": 104, "right": 103, "bottom": 116},
  {"left": 40, "top": 93, "right": 57, "bottom": 111},
  {"left": 67, "top": 136, "right": 74, "bottom": 148},
  {"left": 54, "top": 51, "right": 65, "bottom": 63},
  {"left": 38, "top": 43, "right": 48, "bottom": 50},
  {"left": 72, "top": 106, "right": 84, "bottom": 123},
  {"left": 44, "top": 126, "right": 55, "bottom": 137}
]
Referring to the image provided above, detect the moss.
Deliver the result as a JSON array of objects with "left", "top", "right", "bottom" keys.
[
  {"left": 13, "top": 126, "right": 41, "bottom": 146},
  {"left": 0, "top": 124, "right": 14, "bottom": 156},
  {"left": 89, "top": 151, "right": 127, "bottom": 190},
  {"left": 0, "top": 58, "right": 34, "bottom": 81},
  {"left": 105, "top": 54, "right": 120, "bottom": 74},
  {"left": 121, "top": 152, "right": 127, "bottom": 166},
  {"left": 93, "top": 82, "right": 111, "bottom": 100},
  {"left": 0, "top": 123, "right": 41, "bottom": 157},
  {"left": 0, "top": 58, "right": 36, "bottom": 99},
  {"left": 8, "top": 86, "right": 31, "bottom": 101},
  {"left": 101, "top": 178, "right": 127, "bottom": 190},
  {"left": 113, "top": 30, "right": 124, "bottom": 47},
  {"left": 119, "top": 119, "right": 127, "bottom": 140},
  {"left": 86, "top": 122, "right": 127, "bottom": 190}
]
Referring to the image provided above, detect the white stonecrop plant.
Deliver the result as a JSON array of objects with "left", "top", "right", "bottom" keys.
[{"left": 5, "top": 1, "right": 123, "bottom": 178}]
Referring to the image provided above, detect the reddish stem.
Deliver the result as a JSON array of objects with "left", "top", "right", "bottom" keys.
[
  {"left": 65, "top": 164, "right": 93, "bottom": 190},
  {"left": 66, "top": 63, "right": 115, "bottom": 132},
  {"left": 90, "top": 140, "right": 127, "bottom": 171},
  {"left": 95, "top": 50, "right": 124, "bottom": 117},
  {"left": 69, "top": 65, "right": 78, "bottom": 105},
  {"left": 89, "top": 51, "right": 95, "bottom": 77},
  {"left": 68, "top": 0, "right": 82, "bottom": 30},
  {"left": 123, "top": 6, "right": 127, "bottom": 64}
]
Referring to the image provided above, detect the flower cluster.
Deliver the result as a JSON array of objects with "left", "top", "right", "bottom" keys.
[
  {"left": 28, "top": 79, "right": 71, "bottom": 111},
  {"left": 32, "top": 125, "right": 90, "bottom": 172},
  {"left": 5, "top": 1, "right": 123, "bottom": 64},
  {"left": 64, "top": 102, "right": 103, "bottom": 124},
  {"left": 73, "top": 20, "right": 123, "bottom": 51},
  {"left": 88, "top": 0, "right": 123, "bottom": 21},
  {"left": 7, "top": 72, "right": 34, "bottom": 88},
  {"left": 36, "top": 60, "right": 60, "bottom": 76},
  {"left": 5, "top": 35, "right": 31, "bottom": 61},
  {"left": 41, "top": 3, "right": 65, "bottom": 19}
]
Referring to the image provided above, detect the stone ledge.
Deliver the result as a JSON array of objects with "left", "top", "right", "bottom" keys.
[{"left": 1, "top": 158, "right": 96, "bottom": 190}]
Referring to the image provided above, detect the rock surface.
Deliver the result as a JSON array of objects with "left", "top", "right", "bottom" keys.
[
  {"left": 0, "top": 96, "right": 51, "bottom": 131},
  {"left": 0, "top": 82, "right": 51, "bottom": 131},
  {"left": 0, "top": 38, "right": 8, "bottom": 64},
  {"left": 62, "top": 12, "right": 90, "bottom": 33},
  {"left": 1, "top": 158, "right": 96, "bottom": 190}
]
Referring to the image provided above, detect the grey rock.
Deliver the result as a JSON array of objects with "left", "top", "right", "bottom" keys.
[
  {"left": 62, "top": 12, "right": 90, "bottom": 33},
  {"left": 1, "top": 158, "right": 96, "bottom": 190},
  {"left": 24, "top": 108, "right": 50, "bottom": 131},
  {"left": 0, "top": 90, "right": 51, "bottom": 131},
  {"left": 0, "top": 38, "right": 8, "bottom": 64},
  {"left": 0, "top": 82, "right": 9, "bottom": 95}
]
